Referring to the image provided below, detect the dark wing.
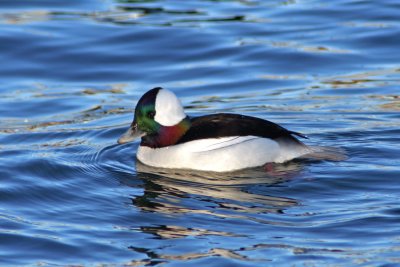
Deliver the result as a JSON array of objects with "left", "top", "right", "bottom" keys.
[{"left": 177, "top": 113, "right": 307, "bottom": 145}]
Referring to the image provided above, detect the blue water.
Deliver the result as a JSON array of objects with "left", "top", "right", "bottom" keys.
[{"left": 1, "top": 0, "right": 400, "bottom": 266}]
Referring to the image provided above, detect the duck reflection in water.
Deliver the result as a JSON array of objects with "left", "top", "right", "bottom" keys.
[
  {"left": 120, "top": 161, "right": 307, "bottom": 264},
  {"left": 128, "top": 160, "right": 306, "bottom": 216}
]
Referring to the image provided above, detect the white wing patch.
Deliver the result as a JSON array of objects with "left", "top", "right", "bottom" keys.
[{"left": 188, "top": 136, "right": 260, "bottom": 152}]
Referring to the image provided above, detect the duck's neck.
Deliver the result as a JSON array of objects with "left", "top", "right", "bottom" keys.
[{"left": 141, "top": 117, "right": 191, "bottom": 148}]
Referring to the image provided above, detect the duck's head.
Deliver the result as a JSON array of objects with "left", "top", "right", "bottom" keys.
[{"left": 118, "top": 87, "right": 191, "bottom": 148}]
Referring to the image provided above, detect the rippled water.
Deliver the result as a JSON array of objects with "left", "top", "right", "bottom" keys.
[{"left": 1, "top": 0, "right": 400, "bottom": 266}]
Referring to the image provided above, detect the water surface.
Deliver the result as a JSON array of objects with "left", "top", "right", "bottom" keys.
[{"left": 1, "top": 0, "right": 400, "bottom": 266}]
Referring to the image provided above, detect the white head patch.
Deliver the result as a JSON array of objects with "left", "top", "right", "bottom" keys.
[{"left": 154, "top": 89, "right": 186, "bottom": 126}]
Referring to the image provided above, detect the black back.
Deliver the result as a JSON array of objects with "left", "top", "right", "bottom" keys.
[{"left": 177, "top": 113, "right": 307, "bottom": 145}]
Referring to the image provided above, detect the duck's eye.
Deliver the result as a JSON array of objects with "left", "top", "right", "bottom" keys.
[{"left": 147, "top": 111, "right": 156, "bottom": 119}]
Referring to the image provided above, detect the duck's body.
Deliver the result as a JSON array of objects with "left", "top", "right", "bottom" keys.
[
  {"left": 118, "top": 87, "right": 311, "bottom": 172},
  {"left": 138, "top": 135, "right": 310, "bottom": 172}
]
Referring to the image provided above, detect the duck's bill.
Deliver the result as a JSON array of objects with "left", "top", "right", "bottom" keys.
[{"left": 117, "top": 122, "right": 144, "bottom": 144}]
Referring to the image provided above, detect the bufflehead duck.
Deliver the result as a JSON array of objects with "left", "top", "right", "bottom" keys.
[{"left": 118, "top": 87, "right": 312, "bottom": 172}]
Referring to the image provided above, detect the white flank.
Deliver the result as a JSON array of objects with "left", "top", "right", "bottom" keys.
[
  {"left": 137, "top": 136, "right": 311, "bottom": 172},
  {"left": 154, "top": 89, "right": 186, "bottom": 126}
]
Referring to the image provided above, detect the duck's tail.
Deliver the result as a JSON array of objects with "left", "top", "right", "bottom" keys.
[
  {"left": 301, "top": 146, "right": 347, "bottom": 161},
  {"left": 289, "top": 131, "right": 308, "bottom": 139}
]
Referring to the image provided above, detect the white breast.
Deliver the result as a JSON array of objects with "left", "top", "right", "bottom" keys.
[{"left": 136, "top": 136, "right": 311, "bottom": 172}]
